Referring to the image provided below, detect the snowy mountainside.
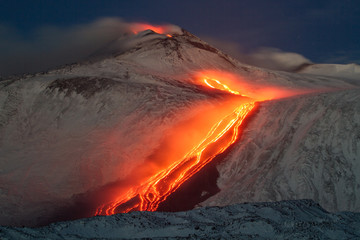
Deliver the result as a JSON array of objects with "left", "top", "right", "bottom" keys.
[
  {"left": 53, "top": 29, "right": 358, "bottom": 92},
  {"left": 0, "top": 71, "right": 236, "bottom": 226},
  {"left": 0, "top": 28, "right": 265, "bottom": 227},
  {"left": 202, "top": 88, "right": 360, "bottom": 212},
  {"left": 297, "top": 63, "right": 360, "bottom": 82},
  {"left": 1, "top": 27, "right": 360, "bottom": 228},
  {"left": 1, "top": 199, "right": 359, "bottom": 240}
]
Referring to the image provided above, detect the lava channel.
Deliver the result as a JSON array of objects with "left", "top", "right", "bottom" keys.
[{"left": 95, "top": 78, "right": 255, "bottom": 216}]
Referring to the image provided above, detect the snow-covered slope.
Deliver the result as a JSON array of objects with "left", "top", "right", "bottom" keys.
[
  {"left": 1, "top": 199, "right": 359, "bottom": 240},
  {"left": 202, "top": 88, "right": 360, "bottom": 212},
  {"left": 297, "top": 63, "right": 360, "bottom": 82},
  {"left": 1, "top": 28, "right": 360, "bottom": 228},
  {"left": 0, "top": 30, "right": 246, "bottom": 226},
  {"left": 0, "top": 73, "right": 226, "bottom": 226}
]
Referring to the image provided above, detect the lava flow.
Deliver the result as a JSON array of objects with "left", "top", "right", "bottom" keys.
[
  {"left": 95, "top": 77, "right": 255, "bottom": 216},
  {"left": 204, "top": 77, "right": 248, "bottom": 97}
]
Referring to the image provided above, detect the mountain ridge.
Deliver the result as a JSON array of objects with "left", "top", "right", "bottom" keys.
[{"left": 0, "top": 28, "right": 359, "bottom": 227}]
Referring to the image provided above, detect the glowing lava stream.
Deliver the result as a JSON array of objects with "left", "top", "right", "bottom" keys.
[{"left": 95, "top": 78, "right": 255, "bottom": 216}]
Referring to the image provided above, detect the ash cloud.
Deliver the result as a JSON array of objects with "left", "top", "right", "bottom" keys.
[
  {"left": 0, "top": 18, "right": 180, "bottom": 77},
  {"left": 203, "top": 37, "right": 312, "bottom": 72}
]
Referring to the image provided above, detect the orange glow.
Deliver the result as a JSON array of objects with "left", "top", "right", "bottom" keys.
[
  {"left": 203, "top": 77, "right": 249, "bottom": 97},
  {"left": 195, "top": 70, "right": 307, "bottom": 101},
  {"left": 93, "top": 70, "right": 311, "bottom": 216},
  {"left": 196, "top": 71, "right": 248, "bottom": 96},
  {"left": 130, "top": 23, "right": 173, "bottom": 37},
  {"left": 95, "top": 76, "right": 256, "bottom": 216}
]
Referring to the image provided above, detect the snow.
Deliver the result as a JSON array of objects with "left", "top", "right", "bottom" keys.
[
  {"left": 201, "top": 88, "right": 360, "bottom": 213},
  {"left": 0, "top": 71, "right": 228, "bottom": 226},
  {"left": 0, "top": 199, "right": 359, "bottom": 239},
  {"left": 298, "top": 63, "right": 360, "bottom": 82},
  {"left": 201, "top": 88, "right": 360, "bottom": 211}
]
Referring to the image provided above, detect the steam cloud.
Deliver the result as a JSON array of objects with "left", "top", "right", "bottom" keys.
[
  {"left": 203, "top": 37, "right": 312, "bottom": 72},
  {"left": 0, "top": 18, "right": 180, "bottom": 77}
]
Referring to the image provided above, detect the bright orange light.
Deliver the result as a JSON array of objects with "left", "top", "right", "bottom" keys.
[
  {"left": 130, "top": 23, "right": 172, "bottom": 37},
  {"left": 196, "top": 70, "right": 308, "bottom": 101},
  {"left": 94, "top": 75, "right": 257, "bottom": 216},
  {"left": 204, "top": 77, "right": 247, "bottom": 96},
  {"left": 95, "top": 101, "right": 254, "bottom": 215},
  {"left": 196, "top": 71, "right": 250, "bottom": 98}
]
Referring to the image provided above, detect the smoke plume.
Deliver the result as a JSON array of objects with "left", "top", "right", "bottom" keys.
[
  {"left": 203, "top": 37, "right": 312, "bottom": 72},
  {"left": 0, "top": 18, "right": 180, "bottom": 77}
]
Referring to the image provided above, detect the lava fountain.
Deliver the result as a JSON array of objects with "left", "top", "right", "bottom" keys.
[
  {"left": 95, "top": 77, "right": 256, "bottom": 215},
  {"left": 130, "top": 23, "right": 174, "bottom": 37}
]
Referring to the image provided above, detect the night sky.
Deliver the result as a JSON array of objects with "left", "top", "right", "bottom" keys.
[{"left": 1, "top": 0, "right": 359, "bottom": 76}]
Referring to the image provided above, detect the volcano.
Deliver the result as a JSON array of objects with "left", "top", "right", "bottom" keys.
[{"left": 0, "top": 26, "right": 360, "bottom": 238}]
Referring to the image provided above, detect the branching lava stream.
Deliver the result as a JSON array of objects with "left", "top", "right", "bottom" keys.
[{"left": 95, "top": 77, "right": 256, "bottom": 215}]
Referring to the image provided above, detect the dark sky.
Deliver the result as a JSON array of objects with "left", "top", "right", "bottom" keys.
[{"left": 1, "top": 0, "right": 360, "bottom": 75}]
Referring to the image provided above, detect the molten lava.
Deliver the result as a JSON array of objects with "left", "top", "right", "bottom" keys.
[
  {"left": 130, "top": 23, "right": 173, "bottom": 37},
  {"left": 95, "top": 77, "right": 255, "bottom": 216},
  {"left": 203, "top": 77, "right": 249, "bottom": 97}
]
